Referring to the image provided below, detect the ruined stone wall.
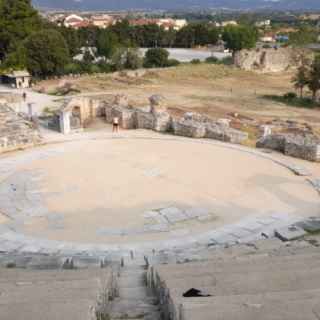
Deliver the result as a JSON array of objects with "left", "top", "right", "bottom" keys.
[
  {"left": 234, "top": 48, "right": 312, "bottom": 73},
  {"left": 63, "top": 97, "right": 105, "bottom": 126},
  {"left": 257, "top": 133, "right": 320, "bottom": 162},
  {"left": 105, "top": 95, "right": 248, "bottom": 144},
  {"left": 0, "top": 104, "right": 41, "bottom": 154}
]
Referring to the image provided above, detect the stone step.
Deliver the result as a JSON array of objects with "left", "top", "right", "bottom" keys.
[
  {"left": 0, "top": 299, "right": 97, "bottom": 320},
  {"left": 118, "top": 286, "right": 150, "bottom": 300},
  {"left": 153, "top": 252, "right": 320, "bottom": 281},
  {"left": 0, "top": 268, "right": 110, "bottom": 283},
  {"left": 181, "top": 298, "right": 320, "bottom": 320},
  {"left": 178, "top": 289, "right": 320, "bottom": 320},
  {"left": 110, "top": 301, "right": 159, "bottom": 319},
  {"left": 0, "top": 268, "right": 113, "bottom": 320},
  {"left": 163, "top": 266, "right": 320, "bottom": 297},
  {"left": 117, "top": 275, "right": 145, "bottom": 288}
]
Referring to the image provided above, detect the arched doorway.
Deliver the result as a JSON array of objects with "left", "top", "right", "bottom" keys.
[{"left": 70, "top": 106, "right": 81, "bottom": 129}]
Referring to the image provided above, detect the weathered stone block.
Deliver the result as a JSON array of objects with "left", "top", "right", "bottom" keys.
[
  {"left": 136, "top": 111, "right": 154, "bottom": 130},
  {"left": 112, "top": 107, "right": 137, "bottom": 129},
  {"left": 173, "top": 119, "right": 206, "bottom": 138},
  {"left": 284, "top": 134, "right": 320, "bottom": 162},
  {"left": 105, "top": 106, "right": 137, "bottom": 129},
  {"left": 206, "top": 124, "right": 248, "bottom": 144},
  {"left": 183, "top": 112, "right": 210, "bottom": 123},
  {"left": 105, "top": 105, "right": 113, "bottom": 123},
  {"left": 153, "top": 111, "right": 171, "bottom": 132},
  {"left": 297, "top": 217, "right": 320, "bottom": 233},
  {"left": 256, "top": 134, "right": 286, "bottom": 152},
  {"left": 275, "top": 225, "right": 307, "bottom": 241}
]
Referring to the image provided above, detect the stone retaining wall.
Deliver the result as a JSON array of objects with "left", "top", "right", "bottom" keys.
[
  {"left": 105, "top": 96, "right": 248, "bottom": 145},
  {"left": 234, "top": 48, "right": 312, "bottom": 73},
  {"left": 257, "top": 133, "right": 320, "bottom": 162},
  {"left": 0, "top": 104, "right": 41, "bottom": 154}
]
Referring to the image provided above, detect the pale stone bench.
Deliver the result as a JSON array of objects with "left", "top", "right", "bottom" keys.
[
  {"left": 179, "top": 294, "right": 320, "bottom": 320},
  {"left": 0, "top": 268, "right": 115, "bottom": 320}
]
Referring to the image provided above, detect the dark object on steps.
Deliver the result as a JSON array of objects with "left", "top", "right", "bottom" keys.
[{"left": 183, "top": 288, "right": 212, "bottom": 297}]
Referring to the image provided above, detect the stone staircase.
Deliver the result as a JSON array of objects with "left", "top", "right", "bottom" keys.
[
  {"left": 109, "top": 257, "right": 161, "bottom": 320},
  {"left": 0, "top": 237, "right": 320, "bottom": 319}
]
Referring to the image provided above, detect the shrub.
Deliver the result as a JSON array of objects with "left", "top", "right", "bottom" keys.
[
  {"left": 220, "top": 56, "right": 233, "bottom": 65},
  {"left": 166, "top": 59, "right": 180, "bottom": 67},
  {"left": 144, "top": 48, "right": 169, "bottom": 68},
  {"left": 190, "top": 59, "right": 201, "bottom": 64},
  {"left": 64, "top": 63, "right": 82, "bottom": 75},
  {"left": 205, "top": 56, "right": 219, "bottom": 64},
  {"left": 96, "top": 61, "right": 112, "bottom": 73},
  {"left": 283, "top": 92, "right": 297, "bottom": 100}
]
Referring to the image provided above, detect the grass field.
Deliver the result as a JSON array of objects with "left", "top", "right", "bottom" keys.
[{"left": 36, "top": 63, "right": 320, "bottom": 129}]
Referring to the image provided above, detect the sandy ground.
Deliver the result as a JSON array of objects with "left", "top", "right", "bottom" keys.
[{"left": 1, "top": 132, "right": 317, "bottom": 244}]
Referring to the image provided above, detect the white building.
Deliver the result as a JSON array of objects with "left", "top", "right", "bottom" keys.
[
  {"left": 91, "top": 14, "right": 114, "bottom": 28},
  {"left": 1, "top": 71, "right": 31, "bottom": 89},
  {"left": 64, "top": 14, "right": 84, "bottom": 28},
  {"left": 157, "top": 19, "right": 188, "bottom": 31},
  {"left": 221, "top": 20, "right": 238, "bottom": 27},
  {"left": 260, "top": 36, "right": 275, "bottom": 43},
  {"left": 255, "top": 20, "right": 271, "bottom": 27}
]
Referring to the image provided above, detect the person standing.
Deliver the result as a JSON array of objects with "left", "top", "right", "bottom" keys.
[{"left": 113, "top": 116, "right": 119, "bottom": 132}]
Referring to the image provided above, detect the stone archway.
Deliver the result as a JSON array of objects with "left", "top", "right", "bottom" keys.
[{"left": 70, "top": 106, "right": 82, "bottom": 129}]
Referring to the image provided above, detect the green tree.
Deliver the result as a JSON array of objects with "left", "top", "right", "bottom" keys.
[
  {"left": 111, "top": 47, "right": 142, "bottom": 71},
  {"left": 110, "top": 19, "right": 132, "bottom": 44},
  {"left": 222, "top": 25, "right": 258, "bottom": 54},
  {"left": 292, "top": 65, "right": 309, "bottom": 98},
  {"left": 77, "top": 26, "right": 99, "bottom": 47},
  {"left": 124, "top": 48, "right": 142, "bottom": 70},
  {"left": 59, "top": 26, "right": 81, "bottom": 57},
  {"left": 24, "top": 29, "right": 70, "bottom": 77},
  {"left": 97, "top": 30, "right": 119, "bottom": 59},
  {"left": 176, "top": 25, "right": 195, "bottom": 48},
  {"left": 144, "top": 48, "right": 169, "bottom": 68},
  {"left": 289, "top": 26, "right": 318, "bottom": 47},
  {"left": 308, "top": 56, "right": 320, "bottom": 101},
  {"left": 0, "top": 0, "right": 42, "bottom": 61}
]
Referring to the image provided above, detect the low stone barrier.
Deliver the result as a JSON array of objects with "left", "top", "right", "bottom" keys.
[
  {"left": 106, "top": 98, "right": 248, "bottom": 145},
  {"left": 172, "top": 119, "right": 206, "bottom": 138},
  {"left": 257, "top": 133, "right": 320, "bottom": 162},
  {"left": 153, "top": 111, "right": 172, "bottom": 132},
  {"left": 205, "top": 124, "right": 248, "bottom": 144},
  {"left": 256, "top": 134, "right": 286, "bottom": 152},
  {"left": 136, "top": 111, "right": 154, "bottom": 130},
  {"left": 284, "top": 134, "right": 320, "bottom": 162}
]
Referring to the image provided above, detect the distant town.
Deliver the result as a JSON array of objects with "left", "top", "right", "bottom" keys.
[{"left": 41, "top": 10, "right": 320, "bottom": 49}]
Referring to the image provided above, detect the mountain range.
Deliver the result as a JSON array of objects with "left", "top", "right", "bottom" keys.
[{"left": 32, "top": 0, "right": 320, "bottom": 11}]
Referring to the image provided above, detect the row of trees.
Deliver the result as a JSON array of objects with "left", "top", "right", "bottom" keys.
[
  {"left": 0, "top": 0, "right": 258, "bottom": 78},
  {"left": 293, "top": 55, "right": 320, "bottom": 101}
]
